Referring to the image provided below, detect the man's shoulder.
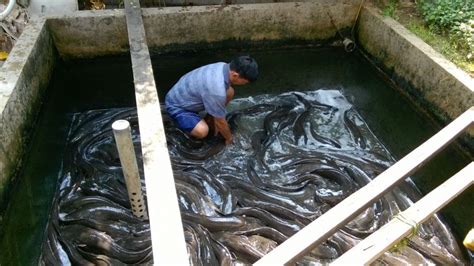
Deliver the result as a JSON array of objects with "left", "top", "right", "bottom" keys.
[
  {"left": 197, "top": 63, "right": 227, "bottom": 93},
  {"left": 199, "top": 62, "right": 226, "bottom": 72},
  {"left": 171, "top": 62, "right": 227, "bottom": 96},
  {"left": 204, "top": 62, "right": 226, "bottom": 67},
  {"left": 185, "top": 62, "right": 225, "bottom": 79}
]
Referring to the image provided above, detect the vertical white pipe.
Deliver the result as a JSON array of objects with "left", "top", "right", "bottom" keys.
[{"left": 112, "top": 119, "right": 148, "bottom": 220}]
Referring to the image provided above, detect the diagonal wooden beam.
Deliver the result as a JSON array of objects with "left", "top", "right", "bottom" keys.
[
  {"left": 124, "top": 0, "right": 188, "bottom": 264},
  {"left": 333, "top": 162, "right": 474, "bottom": 265},
  {"left": 256, "top": 107, "right": 474, "bottom": 265}
]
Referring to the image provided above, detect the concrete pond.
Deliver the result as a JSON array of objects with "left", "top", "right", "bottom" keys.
[{"left": 0, "top": 0, "right": 473, "bottom": 264}]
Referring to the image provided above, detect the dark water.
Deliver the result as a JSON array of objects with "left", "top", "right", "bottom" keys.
[{"left": 0, "top": 47, "right": 471, "bottom": 264}]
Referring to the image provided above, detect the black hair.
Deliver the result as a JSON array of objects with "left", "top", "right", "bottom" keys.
[{"left": 229, "top": 55, "right": 259, "bottom": 82}]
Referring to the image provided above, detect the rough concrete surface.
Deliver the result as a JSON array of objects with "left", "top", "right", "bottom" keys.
[
  {"left": 0, "top": 19, "right": 56, "bottom": 207},
  {"left": 88, "top": 0, "right": 343, "bottom": 8},
  {"left": 47, "top": 9, "right": 129, "bottom": 59},
  {"left": 358, "top": 7, "right": 474, "bottom": 137},
  {"left": 142, "top": 1, "right": 358, "bottom": 49},
  {"left": 29, "top": 0, "right": 78, "bottom": 17},
  {"left": 48, "top": 1, "right": 360, "bottom": 58}
]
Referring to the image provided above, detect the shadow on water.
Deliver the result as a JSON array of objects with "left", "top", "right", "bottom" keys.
[{"left": 0, "top": 47, "right": 471, "bottom": 264}]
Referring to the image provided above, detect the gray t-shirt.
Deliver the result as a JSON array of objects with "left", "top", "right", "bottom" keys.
[{"left": 165, "top": 62, "right": 230, "bottom": 118}]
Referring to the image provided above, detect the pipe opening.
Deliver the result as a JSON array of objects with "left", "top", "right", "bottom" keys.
[{"left": 343, "top": 38, "right": 356, "bottom": 53}]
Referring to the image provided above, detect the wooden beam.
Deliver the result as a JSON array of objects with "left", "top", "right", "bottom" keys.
[
  {"left": 255, "top": 107, "right": 474, "bottom": 266},
  {"left": 124, "top": 0, "right": 188, "bottom": 264},
  {"left": 333, "top": 162, "right": 474, "bottom": 265}
]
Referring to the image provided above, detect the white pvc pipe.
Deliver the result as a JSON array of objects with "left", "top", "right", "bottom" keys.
[
  {"left": 0, "top": 0, "right": 16, "bottom": 21},
  {"left": 112, "top": 120, "right": 148, "bottom": 220}
]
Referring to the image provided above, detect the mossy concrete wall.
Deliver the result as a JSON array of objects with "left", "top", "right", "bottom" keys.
[
  {"left": 82, "top": 0, "right": 323, "bottom": 8},
  {"left": 46, "top": 9, "right": 128, "bottom": 58},
  {"left": 141, "top": 1, "right": 357, "bottom": 50},
  {"left": 48, "top": 1, "right": 360, "bottom": 58},
  {"left": 357, "top": 8, "right": 474, "bottom": 139},
  {"left": 0, "top": 19, "right": 56, "bottom": 208}
]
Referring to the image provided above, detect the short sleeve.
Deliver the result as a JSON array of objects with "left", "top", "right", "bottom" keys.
[{"left": 203, "top": 93, "right": 226, "bottom": 118}]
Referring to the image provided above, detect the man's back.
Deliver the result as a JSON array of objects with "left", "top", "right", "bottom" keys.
[{"left": 165, "top": 62, "right": 229, "bottom": 118}]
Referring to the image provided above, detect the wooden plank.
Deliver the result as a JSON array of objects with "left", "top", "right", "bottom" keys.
[
  {"left": 333, "top": 162, "right": 474, "bottom": 265},
  {"left": 255, "top": 107, "right": 474, "bottom": 266},
  {"left": 124, "top": 0, "right": 188, "bottom": 264}
]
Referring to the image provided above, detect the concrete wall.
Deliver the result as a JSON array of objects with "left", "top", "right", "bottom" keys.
[
  {"left": 84, "top": 0, "right": 325, "bottom": 8},
  {"left": 142, "top": 1, "right": 357, "bottom": 51},
  {"left": 48, "top": 1, "right": 360, "bottom": 58},
  {"left": 357, "top": 7, "right": 474, "bottom": 139},
  {"left": 0, "top": 19, "right": 56, "bottom": 208},
  {"left": 47, "top": 9, "right": 128, "bottom": 58},
  {"left": 29, "top": 0, "right": 78, "bottom": 16}
]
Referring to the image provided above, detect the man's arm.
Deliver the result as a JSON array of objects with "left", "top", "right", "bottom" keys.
[{"left": 214, "top": 117, "right": 233, "bottom": 145}]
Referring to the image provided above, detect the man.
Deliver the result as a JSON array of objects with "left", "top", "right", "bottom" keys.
[{"left": 165, "top": 55, "right": 258, "bottom": 145}]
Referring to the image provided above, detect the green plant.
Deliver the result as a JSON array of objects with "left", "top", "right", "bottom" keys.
[
  {"left": 407, "top": 22, "right": 474, "bottom": 73},
  {"left": 419, "top": 0, "right": 474, "bottom": 32},
  {"left": 418, "top": 0, "right": 474, "bottom": 61},
  {"left": 383, "top": 0, "right": 398, "bottom": 18},
  {"left": 456, "top": 20, "right": 474, "bottom": 59}
]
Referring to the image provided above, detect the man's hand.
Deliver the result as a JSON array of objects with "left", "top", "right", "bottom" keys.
[{"left": 213, "top": 117, "right": 233, "bottom": 145}]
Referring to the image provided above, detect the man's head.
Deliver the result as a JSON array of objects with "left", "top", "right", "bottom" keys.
[{"left": 229, "top": 55, "right": 258, "bottom": 85}]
